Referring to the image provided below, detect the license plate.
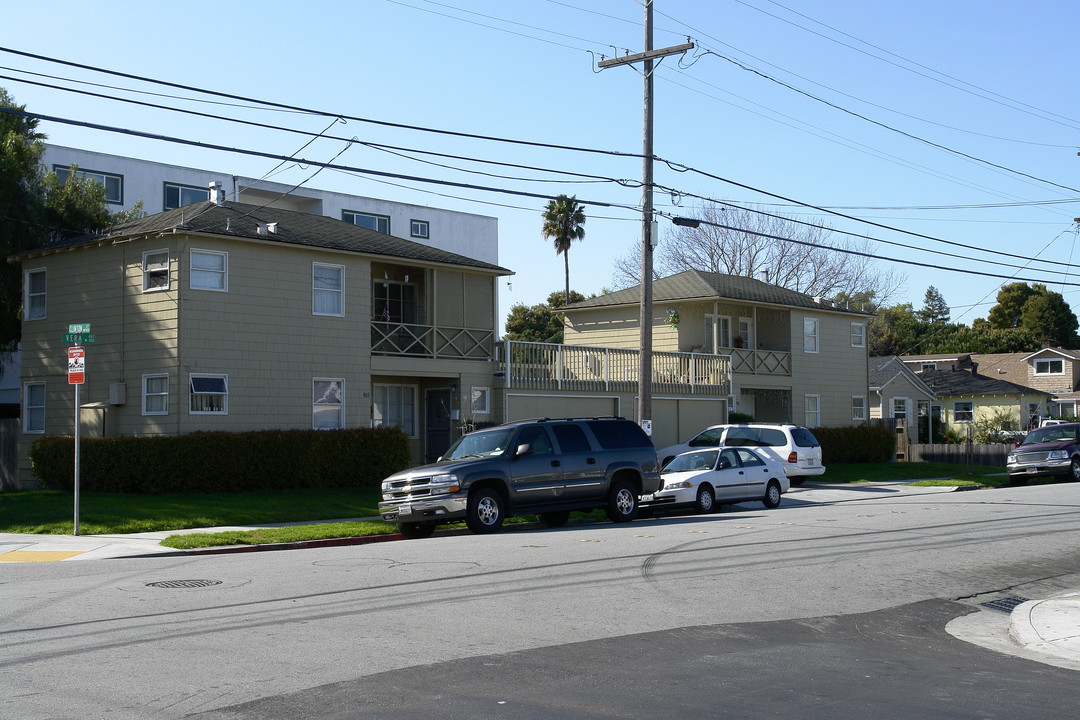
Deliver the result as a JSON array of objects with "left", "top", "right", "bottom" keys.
[
  {"left": 640, "top": 494, "right": 654, "bottom": 502},
  {"left": 398, "top": 504, "right": 412, "bottom": 515},
  {"left": 1026, "top": 468, "right": 1038, "bottom": 474}
]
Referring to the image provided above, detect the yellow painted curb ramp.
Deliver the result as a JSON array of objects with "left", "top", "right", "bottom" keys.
[{"left": 0, "top": 550, "right": 85, "bottom": 562}]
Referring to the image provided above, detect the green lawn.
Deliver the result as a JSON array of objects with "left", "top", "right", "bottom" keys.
[{"left": 0, "top": 461, "right": 1017, "bottom": 548}]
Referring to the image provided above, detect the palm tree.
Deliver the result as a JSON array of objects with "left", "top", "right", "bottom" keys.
[{"left": 540, "top": 195, "right": 586, "bottom": 307}]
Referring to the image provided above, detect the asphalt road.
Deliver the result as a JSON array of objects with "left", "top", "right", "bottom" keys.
[{"left": 4, "top": 483, "right": 1079, "bottom": 719}]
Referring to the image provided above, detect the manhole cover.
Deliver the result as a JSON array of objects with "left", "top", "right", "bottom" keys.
[
  {"left": 145, "top": 579, "right": 223, "bottom": 589},
  {"left": 981, "top": 596, "right": 1030, "bottom": 613}
]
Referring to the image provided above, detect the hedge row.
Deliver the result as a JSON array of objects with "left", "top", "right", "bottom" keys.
[
  {"left": 812, "top": 425, "right": 895, "bottom": 464},
  {"left": 28, "top": 427, "right": 412, "bottom": 494}
]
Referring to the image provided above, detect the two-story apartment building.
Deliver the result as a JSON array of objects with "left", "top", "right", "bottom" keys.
[
  {"left": 543, "top": 269, "right": 873, "bottom": 447},
  {"left": 12, "top": 194, "right": 511, "bottom": 488}
]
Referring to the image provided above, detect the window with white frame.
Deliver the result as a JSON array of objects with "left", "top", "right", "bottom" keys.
[
  {"left": 54, "top": 165, "right": 123, "bottom": 204},
  {"left": 804, "top": 394, "right": 821, "bottom": 427},
  {"left": 953, "top": 401, "right": 973, "bottom": 423},
  {"left": 190, "top": 249, "right": 227, "bottom": 291},
  {"left": 852, "top": 395, "right": 867, "bottom": 421},
  {"left": 705, "top": 314, "right": 731, "bottom": 352},
  {"left": 410, "top": 219, "right": 430, "bottom": 239},
  {"left": 142, "top": 249, "right": 170, "bottom": 291},
  {"left": 343, "top": 210, "right": 390, "bottom": 234},
  {"left": 23, "top": 382, "right": 45, "bottom": 433},
  {"left": 738, "top": 317, "right": 753, "bottom": 349},
  {"left": 803, "top": 317, "right": 819, "bottom": 353},
  {"left": 313, "top": 263, "right": 344, "bottom": 316},
  {"left": 892, "top": 397, "right": 909, "bottom": 420},
  {"left": 471, "top": 386, "right": 490, "bottom": 414},
  {"left": 190, "top": 374, "right": 228, "bottom": 414},
  {"left": 24, "top": 268, "right": 46, "bottom": 320},
  {"left": 1035, "top": 358, "right": 1065, "bottom": 375},
  {"left": 313, "top": 378, "right": 344, "bottom": 429},
  {"left": 921, "top": 363, "right": 937, "bottom": 372},
  {"left": 165, "top": 183, "right": 210, "bottom": 210},
  {"left": 850, "top": 322, "right": 866, "bottom": 348},
  {"left": 373, "top": 383, "right": 417, "bottom": 436},
  {"left": 142, "top": 374, "right": 169, "bottom": 415}
]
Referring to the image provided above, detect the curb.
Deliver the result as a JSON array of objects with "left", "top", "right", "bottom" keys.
[{"left": 123, "top": 531, "right": 406, "bottom": 559}]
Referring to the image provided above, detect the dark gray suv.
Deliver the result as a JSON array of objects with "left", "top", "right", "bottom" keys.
[{"left": 379, "top": 417, "right": 662, "bottom": 538}]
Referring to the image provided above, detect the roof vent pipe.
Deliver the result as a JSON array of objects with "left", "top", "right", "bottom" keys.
[
  {"left": 208, "top": 181, "right": 225, "bottom": 205},
  {"left": 758, "top": 269, "right": 769, "bottom": 283}
]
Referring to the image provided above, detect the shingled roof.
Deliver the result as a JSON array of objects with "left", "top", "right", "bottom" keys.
[
  {"left": 563, "top": 269, "right": 873, "bottom": 315},
  {"left": 917, "top": 367, "right": 1048, "bottom": 398},
  {"left": 13, "top": 200, "right": 511, "bottom": 274}
]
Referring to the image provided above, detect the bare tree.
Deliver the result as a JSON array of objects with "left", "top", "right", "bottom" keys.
[{"left": 612, "top": 201, "right": 904, "bottom": 305}]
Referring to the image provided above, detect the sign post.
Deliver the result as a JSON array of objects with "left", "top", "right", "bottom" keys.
[{"left": 67, "top": 328, "right": 88, "bottom": 536}]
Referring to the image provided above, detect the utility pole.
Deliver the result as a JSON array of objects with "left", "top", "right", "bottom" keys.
[{"left": 598, "top": 2, "right": 693, "bottom": 434}]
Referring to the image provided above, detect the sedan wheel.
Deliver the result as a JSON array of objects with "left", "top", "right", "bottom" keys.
[
  {"left": 694, "top": 485, "right": 716, "bottom": 514},
  {"left": 762, "top": 480, "right": 782, "bottom": 509}
]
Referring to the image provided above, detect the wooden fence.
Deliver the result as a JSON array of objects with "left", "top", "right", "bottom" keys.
[{"left": 907, "top": 443, "right": 1009, "bottom": 467}]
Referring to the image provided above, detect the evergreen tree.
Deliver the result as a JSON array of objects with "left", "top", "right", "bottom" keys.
[{"left": 917, "top": 286, "right": 950, "bottom": 324}]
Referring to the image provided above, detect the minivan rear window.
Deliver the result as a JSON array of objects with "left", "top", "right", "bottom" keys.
[
  {"left": 587, "top": 420, "right": 652, "bottom": 449},
  {"left": 791, "top": 427, "right": 819, "bottom": 447}
]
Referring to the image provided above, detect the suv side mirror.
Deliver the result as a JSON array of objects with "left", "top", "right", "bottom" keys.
[{"left": 515, "top": 443, "right": 533, "bottom": 457}]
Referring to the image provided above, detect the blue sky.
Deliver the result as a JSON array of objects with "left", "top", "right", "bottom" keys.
[{"left": 6, "top": 0, "right": 1080, "bottom": 333}]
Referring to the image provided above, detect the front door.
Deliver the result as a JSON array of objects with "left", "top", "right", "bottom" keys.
[{"left": 425, "top": 388, "right": 453, "bottom": 463}]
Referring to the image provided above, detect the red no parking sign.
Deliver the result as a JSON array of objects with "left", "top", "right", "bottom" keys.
[{"left": 68, "top": 346, "right": 85, "bottom": 385}]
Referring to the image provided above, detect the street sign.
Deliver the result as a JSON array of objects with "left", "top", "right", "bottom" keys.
[
  {"left": 67, "top": 346, "right": 85, "bottom": 385},
  {"left": 68, "top": 323, "right": 91, "bottom": 334},
  {"left": 62, "top": 333, "right": 96, "bottom": 344}
]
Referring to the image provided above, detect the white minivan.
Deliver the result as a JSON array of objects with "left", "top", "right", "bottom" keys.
[{"left": 657, "top": 423, "right": 825, "bottom": 485}]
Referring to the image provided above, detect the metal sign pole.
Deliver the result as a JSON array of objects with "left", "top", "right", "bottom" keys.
[{"left": 74, "top": 380, "right": 80, "bottom": 536}]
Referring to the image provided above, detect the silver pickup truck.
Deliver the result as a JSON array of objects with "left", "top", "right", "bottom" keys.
[{"left": 379, "top": 417, "right": 662, "bottom": 538}]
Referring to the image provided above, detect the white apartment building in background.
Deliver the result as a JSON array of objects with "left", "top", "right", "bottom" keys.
[{"left": 42, "top": 145, "right": 500, "bottom": 266}]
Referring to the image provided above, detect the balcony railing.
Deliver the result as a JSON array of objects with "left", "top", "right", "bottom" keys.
[
  {"left": 371, "top": 321, "right": 494, "bottom": 359},
  {"left": 729, "top": 347, "right": 791, "bottom": 375},
  {"left": 498, "top": 340, "right": 731, "bottom": 395}
]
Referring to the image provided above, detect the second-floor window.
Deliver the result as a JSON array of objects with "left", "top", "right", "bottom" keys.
[
  {"left": 24, "top": 268, "right": 46, "bottom": 320},
  {"left": 191, "top": 250, "right": 227, "bottom": 291},
  {"left": 803, "top": 317, "right": 819, "bottom": 353},
  {"left": 165, "top": 183, "right": 210, "bottom": 210},
  {"left": 850, "top": 322, "right": 866, "bottom": 348},
  {"left": 313, "top": 263, "right": 344, "bottom": 316},
  {"left": 343, "top": 211, "right": 390, "bottom": 234},
  {"left": 410, "top": 220, "right": 429, "bottom": 238},
  {"left": 1035, "top": 358, "right": 1064, "bottom": 375},
  {"left": 142, "top": 250, "right": 169, "bottom": 291},
  {"left": 55, "top": 165, "right": 123, "bottom": 204},
  {"left": 374, "top": 281, "right": 418, "bottom": 324},
  {"left": 705, "top": 314, "right": 731, "bottom": 352}
]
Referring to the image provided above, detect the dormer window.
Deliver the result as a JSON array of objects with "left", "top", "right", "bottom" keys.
[{"left": 1035, "top": 358, "right": 1064, "bottom": 375}]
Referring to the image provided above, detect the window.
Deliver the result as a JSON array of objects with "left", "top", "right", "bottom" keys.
[
  {"left": 343, "top": 211, "right": 390, "bottom": 234},
  {"left": 738, "top": 317, "right": 753, "bottom": 349},
  {"left": 850, "top": 322, "right": 866, "bottom": 348},
  {"left": 931, "top": 404, "right": 942, "bottom": 422},
  {"left": 190, "top": 374, "right": 228, "bottom": 414},
  {"left": 23, "top": 382, "right": 45, "bottom": 433},
  {"left": 190, "top": 250, "right": 227, "bottom": 291},
  {"left": 374, "top": 280, "right": 419, "bottom": 323},
  {"left": 313, "top": 263, "right": 344, "bottom": 316},
  {"left": 805, "top": 394, "right": 821, "bottom": 427},
  {"left": 54, "top": 165, "right": 123, "bottom": 204},
  {"left": 410, "top": 219, "right": 430, "bottom": 239},
  {"left": 471, "top": 386, "right": 490, "bottom": 414},
  {"left": 165, "top": 183, "right": 210, "bottom": 210},
  {"left": 803, "top": 317, "right": 819, "bottom": 353},
  {"left": 373, "top": 384, "right": 416, "bottom": 436},
  {"left": 24, "top": 268, "right": 46, "bottom": 320},
  {"left": 313, "top": 378, "right": 344, "bottom": 429},
  {"left": 892, "top": 397, "right": 910, "bottom": 420},
  {"left": 142, "top": 250, "right": 170, "bottom": 291},
  {"left": 1035, "top": 358, "right": 1064, "bottom": 375},
  {"left": 852, "top": 395, "right": 867, "bottom": 421},
  {"left": 705, "top": 314, "right": 731, "bottom": 352},
  {"left": 921, "top": 363, "right": 937, "bottom": 372},
  {"left": 143, "top": 374, "right": 169, "bottom": 415},
  {"left": 954, "top": 401, "right": 974, "bottom": 423},
  {"left": 552, "top": 423, "right": 591, "bottom": 453}
]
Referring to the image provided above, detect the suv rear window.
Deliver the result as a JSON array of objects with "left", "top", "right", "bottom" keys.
[
  {"left": 586, "top": 420, "right": 652, "bottom": 450},
  {"left": 553, "top": 423, "right": 592, "bottom": 453},
  {"left": 791, "top": 427, "right": 819, "bottom": 447}
]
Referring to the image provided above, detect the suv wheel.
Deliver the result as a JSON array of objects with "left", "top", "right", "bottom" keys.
[
  {"left": 605, "top": 479, "right": 638, "bottom": 523},
  {"left": 1071, "top": 458, "right": 1080, "bottom": 482},
  {"left": 467, "top": 488, "right": 505, "bottom": 534},
  {"left": 397, "top": 522, "right": 436, "bottom": 540}
]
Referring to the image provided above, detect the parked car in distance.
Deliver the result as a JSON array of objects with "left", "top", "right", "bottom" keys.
[
  {"left": 656, "top": 423, "right": 824, "bottom": 485},
  {"left": 379, "top": 417, "right": 662, "bottom": 538},
  {"left": 641, "top": 447, "right": 789, "bottom": 514},
  {"left": 1006, "top": 422, "right": 1080, "bottom": 484}
]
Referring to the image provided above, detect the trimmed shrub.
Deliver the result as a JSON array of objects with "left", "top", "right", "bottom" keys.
[
  {"left": 28, "top": 427, "right": 411, "bottom": 494},
  {"left": 812, "top": 425, "right": 894, "bottom": 464}
]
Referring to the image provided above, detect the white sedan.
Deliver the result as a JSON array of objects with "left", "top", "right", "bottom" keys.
[{"left": 640, "top": 447, "right": 790, "bottom": 515}]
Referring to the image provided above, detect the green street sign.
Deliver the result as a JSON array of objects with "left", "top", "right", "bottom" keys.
[
  {"left": 68, "top": 323, "right": 91, "bottom": 334},
  {"left": 62, "top": 333, "right": 96, "bottom": 344}
]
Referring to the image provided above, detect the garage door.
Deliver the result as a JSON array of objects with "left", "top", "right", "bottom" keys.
[
  {"left": 506, "top": 394, "right": 619, "bottom": 421},
  {"left": 651, "top": 398, "right": 727, "bottom": 449}
]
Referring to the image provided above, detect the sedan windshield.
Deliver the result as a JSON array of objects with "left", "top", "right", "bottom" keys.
[
  {"left": 664, "top": 450, "right": 718, "bottom": 472},
  {"left": 443, "top": 428, "right": 515, "bottom": 459},
  {"left": 1021, "top": 427, "right": 1078, "bottom": 446}
]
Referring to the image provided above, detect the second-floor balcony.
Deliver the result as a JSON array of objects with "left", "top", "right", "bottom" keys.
[
  {"left": 729, "top": 347, "right": 792, "bottom": 375},
  {"left": 497, "top": 340, "right": 732, "bottom": 396},
  {"left": 372, "top": 321, "right": 494, "bottom": 359}
]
